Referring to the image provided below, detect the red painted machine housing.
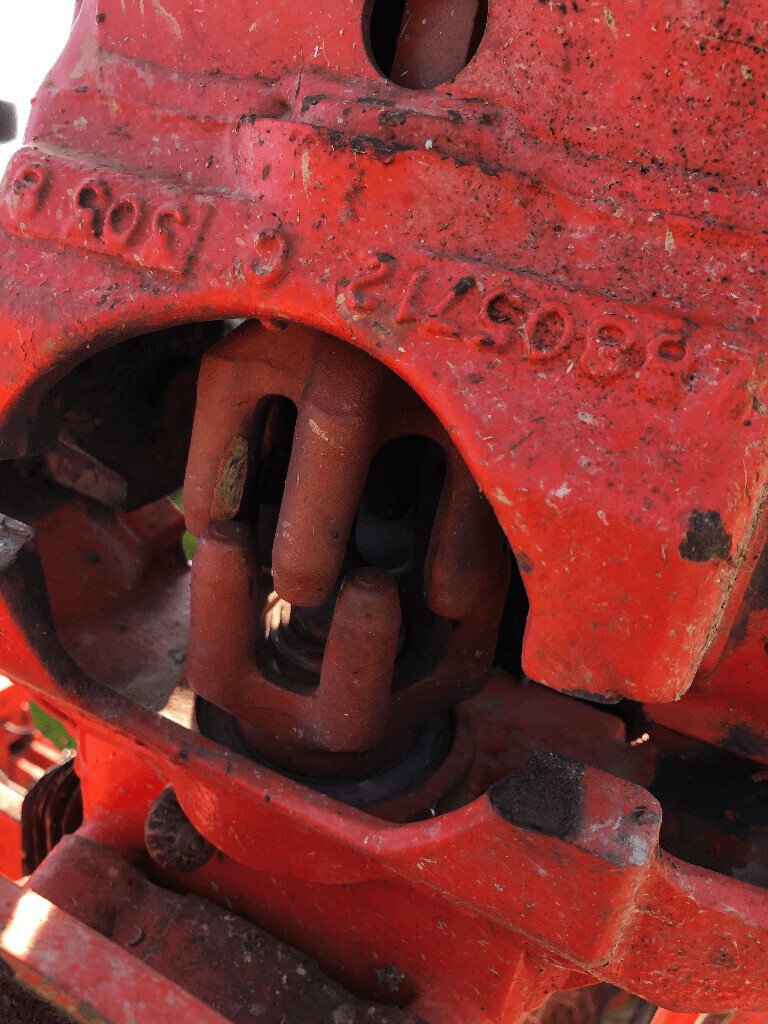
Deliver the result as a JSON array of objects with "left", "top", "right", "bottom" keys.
[
  {"left": 1, "top": 0, "right": 766, "bottom": 720},
  {"left": 0, "top": 0, "right": 766, "bottom": 1020}
]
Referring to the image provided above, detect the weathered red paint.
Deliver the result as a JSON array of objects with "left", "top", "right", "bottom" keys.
[
  {"left": 0, "top": 512, "right": 766, "bottom": 1019},
  {"left": 0, "top": 0, "right": 766, "bottom": 1020},
  {"left": 25, "top": 832, "right": 424, "bottom": 1024},
  {"left": 1, "top": 0, "right": 766, "bottom": 713},
  {"left": 0, "top": 869, "right": 232, "bottom": 1024}
]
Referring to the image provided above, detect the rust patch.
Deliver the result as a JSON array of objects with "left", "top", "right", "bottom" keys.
[
  {"left": 144, "top": 787, "right": 215, "bottom": 873},
  {"left": 489, "top": 750, "right": 584, "bottom": 839},
  {"left": 679, "top": 510, "right": 732, "bottom": 563},
  {"left": 212, "top": 435, "right": 249, "bottom": 520},
  {"left": 516, "top": 552, "right": 534, "bottom": 573}
]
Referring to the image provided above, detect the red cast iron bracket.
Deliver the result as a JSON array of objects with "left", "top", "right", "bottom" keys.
[
  {"left": 0, "top": 0, "right": 766, "bottom": 1018},
  {"left": 0, "top": 0, "right": 765, "bottom": 717},
  {"left": 0, "top": 519, "right": 766, "bottom": 1019}
]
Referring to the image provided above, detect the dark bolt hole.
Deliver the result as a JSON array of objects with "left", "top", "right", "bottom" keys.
[{"left": 368, "top": 0, "right": 488, "bottom": 89}]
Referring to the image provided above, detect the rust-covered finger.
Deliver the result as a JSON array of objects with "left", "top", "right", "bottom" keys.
[
  {"left": 424, "top": 457, "right": 509, "bottom": 621},
  {"left": 187, "top": 521, "right": 261, "bottom": 708},
  {"left": 314, "top": 569, "right": 401, "bottom": 752},
  {"left": 272, "top": 340, "right": 386, "bottom": 607}
]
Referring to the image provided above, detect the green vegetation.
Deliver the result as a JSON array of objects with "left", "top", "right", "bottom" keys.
[
  {"left": 172, "top": 489, "right": 197, "bottom": 559},
  {"left": 30, "top": 702, "right": 75, "bottom": 749}
]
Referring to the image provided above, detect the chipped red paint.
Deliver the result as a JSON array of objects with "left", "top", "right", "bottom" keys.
[{"left": 0, "top": 0, "right": 766, "bottom": 1020}]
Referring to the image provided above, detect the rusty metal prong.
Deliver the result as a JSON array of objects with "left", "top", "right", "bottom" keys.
[
  {"left": 424, "top": 456, "right": 508, "bottom": 621},
  {"left": 187, "top": 521, "right": 261, "bottom": 702},
  {"left": 271, "top": 339, "right": 386, "bottom": 607},
  {"left": 184, "top": 368, "right": 255, "bottom": 537},
  {"left": 314, "top": 569, "right": 401, "bottom": 752}
]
